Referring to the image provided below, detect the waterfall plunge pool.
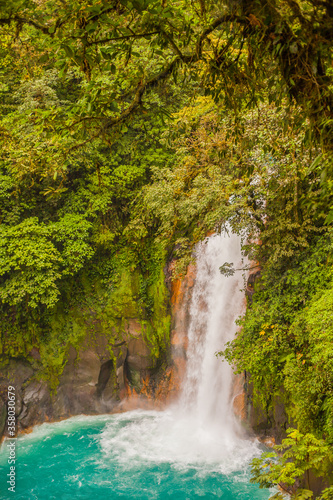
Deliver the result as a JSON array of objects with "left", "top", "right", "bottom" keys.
[{"left": 0, "top": 411, "right": 274, "bottom": 499}]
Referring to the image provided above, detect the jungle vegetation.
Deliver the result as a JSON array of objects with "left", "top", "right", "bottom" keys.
[{"left": 0, "top": 0, "right": 332, "bottom": 496}]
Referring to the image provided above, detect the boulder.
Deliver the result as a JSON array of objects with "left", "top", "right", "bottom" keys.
[{"left": 127, "top": 337, "right": 155, "bottom": 371}]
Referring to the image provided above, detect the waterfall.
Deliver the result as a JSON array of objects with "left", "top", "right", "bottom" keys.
[{"left": 179, "top": 231, "right": 245, "bottom": 435}]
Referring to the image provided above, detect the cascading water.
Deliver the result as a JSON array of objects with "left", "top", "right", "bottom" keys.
[
  {"left": 0, "top": 231, "right": 272, "bottom": 499},
  {"left": 180, "top": 231, "right": 245, "bottom": 435}
]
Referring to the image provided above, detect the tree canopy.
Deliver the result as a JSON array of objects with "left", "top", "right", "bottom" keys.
[{"left": 1, "top": 0, "right": 332, "bottom": 154}]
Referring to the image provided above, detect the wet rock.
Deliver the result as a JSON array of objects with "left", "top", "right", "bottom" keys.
[
  {"left": 52, "top": 334, "right": 131, "bottom": 416},
  {"left": 127, "top": 337, "right": 155, "bottom": 371},
  {"left": 0, "top": 359, "right": 36, "bottom": 437},
  {"left": 0, "top": 292, "right": 169, "bottom": 434},
  {"left": 126, "top": 319, "right": 142, "bottom": 339},
  {"left": 125, "top": 365, "right": 142, "bottom": 393},
  {"left": 55, "top": 343, "right": 105, "bottom": 416},
  {"left": 96, "top": 360, "right": 113, "bottom": 397},
  {"left": 74, "top": 349, "right": 101, "bottom": 386},
  {"left": 244, "top": 377, "right": 289, "bottom": 443},
  {"left": 19, "top": 381, "right": 52, "bottom": 429},
  {"left": 2, "top": 359, "right": 34, "bottom": 388},
  {"left": 246, "top": 266, "right": 261, "bottom": 304}
]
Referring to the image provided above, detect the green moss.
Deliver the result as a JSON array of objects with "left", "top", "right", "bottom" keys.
[
  {"left": 144, "top": 267, "right": 171, "bottom": 358},
  {"left": 0, "top": 242, "right": 172, "bottom": 391},
  {"left": 126, "top": 366, "right": 141, "bottom": 393}
]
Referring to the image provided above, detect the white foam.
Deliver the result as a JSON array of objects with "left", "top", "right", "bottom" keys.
[{"left": 99, "top": 409, "right": 260, "bottom": 475}]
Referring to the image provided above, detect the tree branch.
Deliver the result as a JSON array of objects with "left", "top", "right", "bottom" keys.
[
  {"left": 196, "top": 14, "right": 245, "bottom": 58},
  {"left": 0, "top": 16, "right": 50, "bottom": 33},
  {"left": 87, "top": 31, "right": 160, "bottom": 46},
  {"left": 160, "top": 30, "right": 185, "bottom": 60}
]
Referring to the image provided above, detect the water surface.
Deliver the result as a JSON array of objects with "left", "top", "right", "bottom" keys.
[{"left": 0, "top": 411, "right": 273, "bottom": 499}]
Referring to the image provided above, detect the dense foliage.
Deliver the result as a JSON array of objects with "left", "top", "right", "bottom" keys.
[
  {"left": 0, "top": 68, "right": 178, "bottom": 384},
  {"left": 0, "top": 0, "right": 332, "bottom": 496}
]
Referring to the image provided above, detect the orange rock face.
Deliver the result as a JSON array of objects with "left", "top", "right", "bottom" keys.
[
  {"left": 233, "top": 393, "right": 247, "bottom": 421},
  {"left": 232, "top": 373, "right": 247, "bottom": 421},
  {"left": 163, "top": 262, "right": 196, "bottom": 402},
  {"left": 121, "top": 260, "right": 196, "bottom": 409}
]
